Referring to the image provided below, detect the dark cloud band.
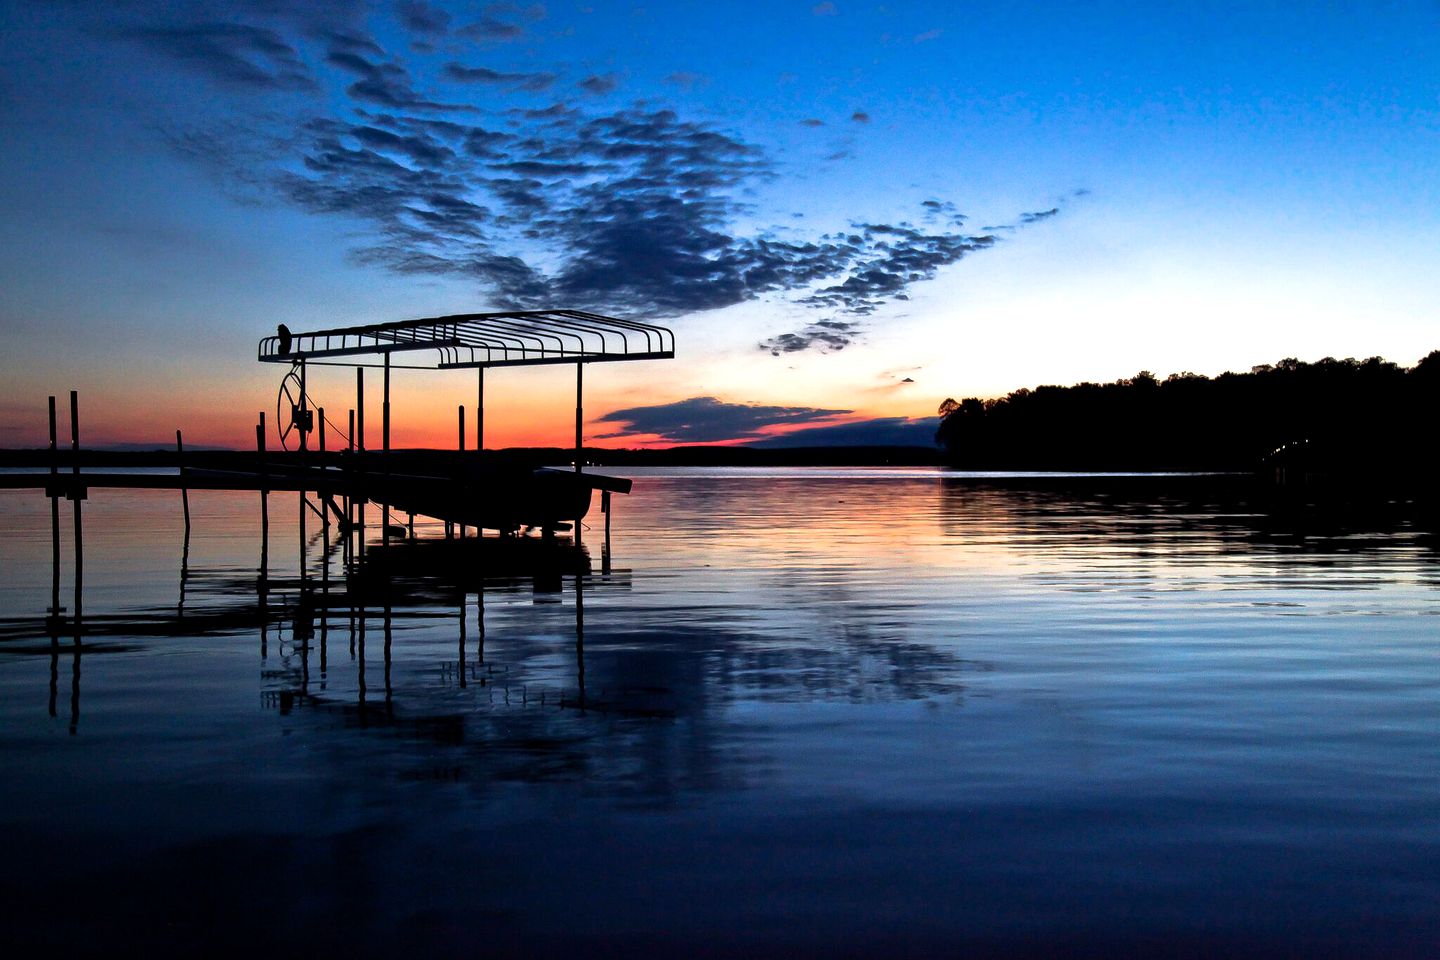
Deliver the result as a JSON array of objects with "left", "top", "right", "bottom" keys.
[
  {"left": 595, "top": 397, "right": 850, "bottom": 443},
  {"left": 127, "top": 0, "right": 1069, "bottom": 356}
]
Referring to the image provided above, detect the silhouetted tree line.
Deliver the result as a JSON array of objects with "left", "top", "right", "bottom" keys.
[{"left": 936, "top": 351, "right": 1440, "bottom": 471}]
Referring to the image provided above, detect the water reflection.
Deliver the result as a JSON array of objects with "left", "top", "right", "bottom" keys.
[{"left": 0, "top": 477, "right": 1437, "bottom": 955}]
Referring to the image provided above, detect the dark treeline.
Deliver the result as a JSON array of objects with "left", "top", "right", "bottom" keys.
[{"left": 936, "top": 351, "right": 1440, "bottom": 472}]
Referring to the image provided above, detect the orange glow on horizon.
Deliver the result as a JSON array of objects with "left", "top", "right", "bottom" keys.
[{"left": 0, "top": 357, "right": 928, "bottom": 451}]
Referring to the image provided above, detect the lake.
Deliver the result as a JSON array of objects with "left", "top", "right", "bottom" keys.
[{"left": 1, "top": 468, "right": 1436, "bottom": 957}]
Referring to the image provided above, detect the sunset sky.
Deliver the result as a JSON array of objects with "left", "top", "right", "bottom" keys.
[{"left": 1, "top": 1, "right": 1437, "bottom": 449}]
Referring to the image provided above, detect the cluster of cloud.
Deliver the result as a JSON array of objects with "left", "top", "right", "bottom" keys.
[
  {"left": 120, "top": 0, "right": 1067, "bottom": 356},
  {"left": 595, "top": 396, "right": 850, "bottom": 443},
  {"left": 594, "top": 395, "right": 937, "bottom": 446}
]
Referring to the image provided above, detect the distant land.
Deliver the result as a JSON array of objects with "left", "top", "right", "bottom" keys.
[
  {"left": 0, "top": 445, "right": 945, "bottom": 469},
  {"left": 937, "top": 351, "right": 1440, "bottom": 477},
  {"left": 4, "top": 352, "right": 1434, "bottom": 476}
]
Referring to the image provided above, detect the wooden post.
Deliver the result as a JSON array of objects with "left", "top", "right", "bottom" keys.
[
  {"left": 476, "top": 367, "right": 484, "bottom": 455},
  {"left": 356, "top": 369, "right": 365, "bottom": 453},
  {"left": 319, "top": 407, "right": 330, "bottom": 579},
  {"left": 575, "top": 363, "right": 583, "bottom": 545},
  {"left": 346, "top": 407, "right": 355, "bottom": 565},
  {"left": 298, "top": 360, "right": 307, "bottom": 582},
  {"left": 382, "top": 352, "right": 390, "bottom": 548},
  {"left": 48, "top": 396, "right": 60, "bottom": 618},
  {"left": 176, "top": 429, "right": 191, "bottom": 537},
  {"left": 458, "top": 405, "right": 465, "bottom": 540},
  {"left": 356, "top": 369, "right": 365, "bottom": 562},
  {"left": 575, "top": 362, "right": 583, "bottom": 475},
  {"left": 69, "top": 391, "right": 83, "bottom": 622},
  {"left": 257, "top": 415, "right": 268, "bottom": 583},
  {"left": 299, "top": 359, "right": 308, "bottom": 453}
]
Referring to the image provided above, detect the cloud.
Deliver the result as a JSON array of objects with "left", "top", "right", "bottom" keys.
[
  {"left": 577, "top": 73, "right": 618, "bottom": 95},
  {"left": 759, "top": 319, "right": 857, "bottom": 356},
  {"left": 125, "top": 22, "right": 316, "bottom": 91},
  {"left": 850, "top": 110, "right": 870, "bottom": 123},
  {"left": 442, "top": 62, "right": 557, "bottom": 91},
  {"left": 128, "top": 11, "right": 1061, "bottom": 356},
  {"left": 800, "top": 118, "right": 826, "bottom": 127},
  {"left": 750, "top": 416, "right": 938, "bottom": 448},
  {"left": 595, "top": 396, "right": 850, "bottom": 443},
  {"left": 1019, "top": 207, "right": 1059, "bottom": 224},
  {"left": 812, "top": 2, "right": 838, "bottom": 15},
  {"left": 457, "top": 4, "right": 538, "bottom": 42},
  {"left": 914, "top": 29, "right": 942, "bottom": 43},
  {"left": 796, "top": 223, "right": 997, "bottom": 316},
  {"left": 326, "top": 51, "right": 470, "bottom": 110},
  {"left": 663, "top": 71, "right": 709, "bottom": 89},
  {"left": 920, "top": 198, "right": 963, "bottom": 221},
  {"left": 317, "top": 29, "right": 386, "bottom": 59},
  {"left": 395, "top": 0, "right": 451, "bottom": 35}
]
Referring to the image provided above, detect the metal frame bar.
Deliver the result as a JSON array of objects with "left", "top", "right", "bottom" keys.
[{"left": 259, "top": 310, "right": 675, "bottom": 369}]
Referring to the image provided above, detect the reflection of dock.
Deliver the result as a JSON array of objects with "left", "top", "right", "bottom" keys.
[
  {"left": 2, "top": 310, "right": 674, "bottom": 732},
  {"left": 7, "top": 308, "right": 673, "bottom": 610}
]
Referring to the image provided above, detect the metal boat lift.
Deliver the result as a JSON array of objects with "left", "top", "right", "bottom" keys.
[
  {"left": 259, "top": 309, "right": 674, "bottom": 466},
  {"left": 255, "top": 309, "right": 675, "bottom": 556}
]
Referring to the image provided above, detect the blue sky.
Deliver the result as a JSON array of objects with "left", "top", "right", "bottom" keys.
[{"left": 1, "top": 1, "right": 1436, "bottom": 447}]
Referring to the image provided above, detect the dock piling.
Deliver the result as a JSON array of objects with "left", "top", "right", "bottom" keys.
[
  {"left": 458, "top": 405, "right": 465, "bottom": 540},
  {"left": 176, "top": 430, "right": 190, "bottom": 537},
  {"left": 298, "top": 360, "right": 307, "bottom": 583},
  {"left": 69, "top": 391, "right": 83, "bottom": 623},
  {"left": 257, "top": 415, "right": 268, "bottom": 584},
  {"left": 48, "top": 396, "right": 60, "bottom": 618},
  {"left": 356, "top": 369, "right": 366, "bottom": 562},
  {"left": 382, "top": 352, "right": 390, "bottom": 549}
]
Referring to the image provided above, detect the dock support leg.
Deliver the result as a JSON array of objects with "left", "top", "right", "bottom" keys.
[
  {"left": 48, "top": 396, "right": 60, "bottom": 618},
  {"left": 69, "top": 391, "right": 84, "bottom": 625},
  {"left": 257, "top": 415, "right": 269, "bottom": 586},
  {"left": 319, "top": 408, "right": 330, "bottom": 589},
  {"left": 69, "top": 391, "right": 83, "bottom": 735},
  {"left": 177, "top": 430, "right": 190, "bottom": 538},
  {"left": 178, "top": 432, "right": 190, "bottom": 617},
  {"left": 356, "top": 368, "right": 366, "bottom": 564},
  {"left": 575, "top": 361, "right": 583, "bottom": 546},
  {"left": 298, "top": 359, "right": 307, "bottom": 583},
  {"left": 345, "top": 408, "right": 354, "bottom": 565},
  {"left": 382, "top": 352, "right": 390, "bottom": 549},
  {"left": 458, "top": 404, "right": 466, "bottom": 540}
]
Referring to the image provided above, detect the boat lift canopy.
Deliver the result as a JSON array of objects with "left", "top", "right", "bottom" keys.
[
  {"left": 258, "top": 310, "right": 674, "bottom": 370},
  {"left": 255, "top": 309, "right": 675, "bottom": 494}
]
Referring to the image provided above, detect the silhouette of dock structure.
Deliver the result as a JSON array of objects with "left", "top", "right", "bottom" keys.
[{"left": 4, "top": 310, "right": 674, "bottom": 609}]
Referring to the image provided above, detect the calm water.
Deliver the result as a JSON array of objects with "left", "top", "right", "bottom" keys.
[{"left": 0, "top": 469, "right": 1437, "bottom": 957}]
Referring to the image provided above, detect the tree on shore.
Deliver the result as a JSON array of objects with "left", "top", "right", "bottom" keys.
[{"left": 935, "top": 351, "right": 1440, "bottom": 471}]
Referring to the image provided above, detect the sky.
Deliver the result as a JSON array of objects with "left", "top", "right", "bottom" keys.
[{"left": 1, "top": 1, "right": 1437, "bottom": 450}]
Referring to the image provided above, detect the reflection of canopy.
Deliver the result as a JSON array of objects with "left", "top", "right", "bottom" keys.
[{"left": 258, "top": 310, "right": 675, "bottom": 369}]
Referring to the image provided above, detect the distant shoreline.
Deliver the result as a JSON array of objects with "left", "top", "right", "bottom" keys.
[
  {"left": 0, "top": 445, "right": 952, "bottom": 469},
  {"left": 0, "top": 444, "right": 1257, "bottom": 472}
]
